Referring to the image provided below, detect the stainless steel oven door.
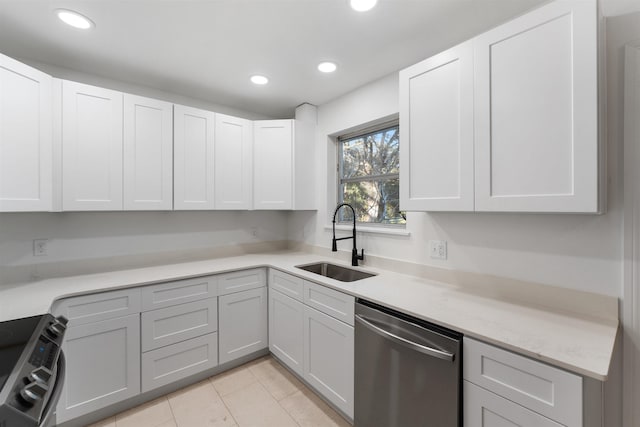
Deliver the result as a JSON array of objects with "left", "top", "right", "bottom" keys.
[{"left": 38, "top": 351, "right": 65, "bottom": 427}]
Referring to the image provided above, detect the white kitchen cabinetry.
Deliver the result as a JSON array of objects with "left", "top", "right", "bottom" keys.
[
  {"left": 173, "top": 104, "right": 215, "bottom": 210},
  {"left": 123, "top": 94, "right": 173, "bottom": 210},
  {"left": 51, "top": 289, "right": 142, "bottom": 424},
  {"left": 465, "top": 382, "right": 563, "bottom": 427},
  {"left": 218, "top": 286, "right": 268, "bottom": 364},
  {"left": 303, "top": 304, "right": 354, "bottom": 418},
  {"left": 268, "top": 270, "right": 354, "bottom": 418},
  {"left": 399, "top": 41, "right": 474, "bottom": 212},
  {"left": 253, "top": 120, "right": 293, "bottom": 209},
  {"left": 0, "top": 53, "right": 53, "bottom": 212},
  {"left": 400, "top": 0, "right": 600, "bottom": 213},
  {"left": 253, "top": 116, "right": 315, "bottom": 210},
  {"left": 474, "top": 0, "right": 599, "bottom": 212},
  {"left": 217, "top": 268, "right": 268, "bottom": 364},
  {"left": 215, "top": 113, "right": 253, "bottom": 209},
  {"left": 62, "top": 81, "right": 123, "bottom": 211},
  {"left": 464, "top": 337, "right": 582, "bottom": 426},
  {"left": 269, "top": 288, "right": 304, "bottom": 376}
]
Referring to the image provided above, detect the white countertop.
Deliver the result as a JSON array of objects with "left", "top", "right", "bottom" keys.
[{"left": 0, "top": 251, "right": 618, "bottom": 381}]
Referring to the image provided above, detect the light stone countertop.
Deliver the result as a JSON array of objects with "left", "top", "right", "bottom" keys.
[{"left": 0, "top": 250, "right": 618, "bottom": 381}]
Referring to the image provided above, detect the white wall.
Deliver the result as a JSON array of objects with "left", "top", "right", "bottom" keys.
[
  {"left": 289, "top": 18, "right": 626, "bottom": 298},
  {"left": 0, "top": 210, "right": 288, "bottom": 283}
]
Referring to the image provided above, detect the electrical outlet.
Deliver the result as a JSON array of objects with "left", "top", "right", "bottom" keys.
[
  {"left": 429, "top": 240, "right": 447, "bottom": 260},
  {"left": 33, "top": 239, "right": 48, "bottom": 256},
  {"left": 250, "top": 226, "right": 258, "bottom": 237}
]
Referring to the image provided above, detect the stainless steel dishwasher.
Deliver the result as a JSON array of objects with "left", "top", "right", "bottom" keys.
[{"left": 354, "top": 299, "right": 462, "bottom": 427}]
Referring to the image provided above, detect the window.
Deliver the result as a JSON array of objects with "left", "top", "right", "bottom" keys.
[{"left": 337, "top": 123, "right": 405, "bottom": 225}]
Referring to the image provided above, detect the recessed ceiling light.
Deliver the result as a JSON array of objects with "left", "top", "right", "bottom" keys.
[
  {"left": 350, "top": 0, "right": 377, "bottom": 12},
  {"left": 318, "top": 62, "right": 337, "bottom": 73},
  {"left": 250, "top": 75, "right": 269, "bottom": 85},
  {"left": 56, "top": 9, "right": 94, "bottom": 29}
]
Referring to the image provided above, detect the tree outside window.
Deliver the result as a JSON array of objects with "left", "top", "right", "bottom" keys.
[{"left": 338, "top": 124, "right": 405, "bottom": 225}]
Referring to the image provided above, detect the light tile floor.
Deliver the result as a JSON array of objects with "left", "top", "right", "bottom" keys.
[{"left": 87, "top": 356, "right": 351, "bottom": 427}]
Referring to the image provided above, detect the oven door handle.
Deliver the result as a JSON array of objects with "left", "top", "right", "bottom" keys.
[
  {"left": 355, "top": 314, "right": 455, "bottom": 362},
  {"left": 39, "top": 351, "right": 66, "bottom": 427}
]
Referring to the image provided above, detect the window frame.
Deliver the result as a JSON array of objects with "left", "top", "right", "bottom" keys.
[{"left": 336, "top": 121, "right": 404, "bottom": 227}]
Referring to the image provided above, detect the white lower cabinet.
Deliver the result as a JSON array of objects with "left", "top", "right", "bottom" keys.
[
  {"left": 56, "top": 314, "right": 140, "bottom": 423},
  {"left": 464, "top": 381, "right": 563, "bottom": 427},
  {"left": 463, "top": 337, "right": 582, "bottom": 427},
  {"left": 303, "top": 305, "right": 354, "bottom": 418},
  {"left": 218, "top": 286, "right": 268, "bottom": 364},
  {"left": 141, "top": 332, "right": 218, "bottom": 393},
  {"left": 269, "top": 288, "right": 304, "bottom": 376}
]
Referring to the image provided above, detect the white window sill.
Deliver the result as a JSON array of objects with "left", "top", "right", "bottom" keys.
[{"left": 324, "top": 224, "right": 410, "bottom": 237}]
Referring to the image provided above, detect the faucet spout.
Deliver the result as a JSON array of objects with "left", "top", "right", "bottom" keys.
[{"left": 332, "top": 203, "right": 365, "bottom": 266}]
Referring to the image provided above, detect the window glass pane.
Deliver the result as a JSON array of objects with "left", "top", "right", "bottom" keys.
[
  {"left": 341, "top": 127, "right": 399, "bottom": 179},
  {"left": 340, "top": 178, "right": 404, "bottom": 224}
]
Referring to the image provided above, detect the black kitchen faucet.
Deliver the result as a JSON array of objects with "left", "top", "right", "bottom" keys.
[{"left": 331, "top": 203, "right": 364, "bottom": 267}]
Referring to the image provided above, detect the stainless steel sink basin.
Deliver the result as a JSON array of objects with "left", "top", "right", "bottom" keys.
[{"left": 295, "top": 262, "right": 376, "bottom": 282}]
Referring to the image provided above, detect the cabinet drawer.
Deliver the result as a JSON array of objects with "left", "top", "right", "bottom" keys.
[
  {"left": 141, "top": 298, "right": 217, "bottom": 351},
  {"left": 141, "top": 332, "right": 218, "bottom": 393},
  {"left": 141, "top": 275, "right": 217, "bottom": 311},
  {"left": 464, "top": 337, "right": 582, "bottom": 426},
  {"left": 269, "top": 269, "right": 303, "bottom": 302},
  {"left": 464, "top": 381, "right": 563, "bottom": 427},
  {"left": 303, "top": 281, "right": 354, "bottom": 326},
  {"left": 218, "top": 268, "right": 266, "bottom": 295},
  {"left": 51, "top": 288, "right": 141, "bottom": 326}
]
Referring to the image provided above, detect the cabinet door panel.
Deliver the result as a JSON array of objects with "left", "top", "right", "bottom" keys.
[
  {"left": 123, "top": 94, "right": 173, "bottom": 210},
  {"left": 399, "top": 41, "right": 474, "bottom": 211},
  {"left": 464, "top": 337, "right": 582, "bottom": 426},
  {"left": 464, "top": 381, "right": 563, "bottom": 427},
  {"left": 215, "top": 113, "right": 253, "bottom": 209},
  {"left": 303, "top": 305, "right": 354, "bottom": 418},
  {"left": 141, "top": 298, "right": 218, "bottom": 351},
  {"left": 218, "top": 287, "right": 268, "bottom": 364},
  {"left": 269, "top": 269, "right": 304, "bottom": 302},
  {"left": 0, "top": 54, "right": 52, "bottom": 211},
  {"left": 269, "top": 289, "right": 304, "bottom": 376},
  {"left": 474, "top": 0, "right": 599, "bottom": 212},
  {"left": 57, "top": 314, "right": 140, "bottom": 423},
  {"left": 62, "top": 81, "right": 123, "bottom": 211},
  {"left": 253, "top": 120, "right": 292, "bottom": 209},
  {"left": 142, "top": 332, "right": 218, "bottom": 392},
  {"left": 51, "top": 288, "right": 141, "bottom": 326},
  {"left": 218, "top": 268, "right": 266, "bottom": 296},
  {"left": 174, "top": 105, "right": 215, "bottom": 209}
]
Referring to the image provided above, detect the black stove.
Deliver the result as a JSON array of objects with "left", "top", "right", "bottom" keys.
[{"left": 0, "top": 314, "right": 67, "bottom": 427}]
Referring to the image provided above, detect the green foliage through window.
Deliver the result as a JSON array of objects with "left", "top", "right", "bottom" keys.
[{"left": 338, "top": 124, "right": 405, "bottom": 225}]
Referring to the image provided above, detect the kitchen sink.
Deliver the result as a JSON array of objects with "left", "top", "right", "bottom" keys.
[{"left": 295, "top": 262, "right": 377, "bottom": 282}]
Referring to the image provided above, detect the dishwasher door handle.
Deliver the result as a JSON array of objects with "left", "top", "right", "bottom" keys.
[{"left": 355, "top": 314, "right": 455, "bottom": 362}]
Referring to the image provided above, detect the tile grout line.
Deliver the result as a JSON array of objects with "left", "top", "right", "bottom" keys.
[
  {"left": 164, "top": 395, "right": 179, "bottom": 427},
  {"left": 208, "top": 375, "right": 241, "bottom": 427}
]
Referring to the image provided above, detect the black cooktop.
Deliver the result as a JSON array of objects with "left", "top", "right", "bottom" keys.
[{"left": 0, "top": 315, "right": 44, "bottom": 391}]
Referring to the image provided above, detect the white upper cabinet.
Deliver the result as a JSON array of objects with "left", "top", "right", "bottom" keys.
[
  {"left": 474, "top": 0, "right": 599, "bottom": 213},
  {"left": 0, "top": 54, "right": 52, "bottom": 212},
  {"left": 173, "top": 105, "right": 215, "bottom": 210},
  {"left": 400, "top": 0, "right": 600, "bottom": 213},
  {"left": 62, "top": 81, "right": 123, "bottom": 211},
  {"left": 399, "top": 41, "right": 474, "bottom": 211},
  {"left": 123, "top": 94, "right": 173, "bottom": 210},
  {"left": 253, "top": 119, "right": 293, "bottom": 210},
  {"left": 215, "top": 113, "right": 253, "bottom": 209}
]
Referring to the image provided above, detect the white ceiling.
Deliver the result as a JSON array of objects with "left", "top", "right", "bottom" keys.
[{"left": 0, "top": 0, "right": 549, "bottom": 118}]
